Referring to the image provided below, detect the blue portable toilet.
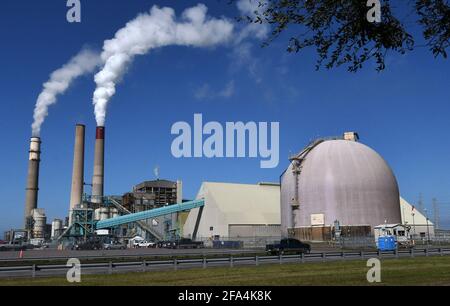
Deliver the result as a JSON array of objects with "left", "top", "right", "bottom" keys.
[{"left": 378, "top": 235, "right": 397, "bottom": 251}]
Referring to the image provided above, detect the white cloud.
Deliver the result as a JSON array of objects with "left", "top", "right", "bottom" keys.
[
  {"left": 194, "top": 83, "right": 212, "bottom": 100},
  {"left": 194, "top": 80, "right": 236, "bottom": 101},
  {"left": 219, "top": 80, "right": 236, "bottom": 98},
  {"left": 235, "top": 0, "right": 269, "bottom": 44},
  {"left": 229, "top": 0, "right": 269, "bottom": 84},
  {"left": 230, "top": 42, "right": 263, "bottom": 83}
]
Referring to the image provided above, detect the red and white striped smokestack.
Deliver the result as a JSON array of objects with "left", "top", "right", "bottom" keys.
[
  {"left": 24, "top": 137, "right": 41, "bottom": 227},
  {"left": 69, "top": 124, "right": 85, "bottom": 224},
  {"left": 92, "top": 126, "right": 105, "bottom": 204}
]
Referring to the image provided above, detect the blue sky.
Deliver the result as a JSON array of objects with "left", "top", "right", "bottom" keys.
[{"left": 0, "top": 0, "right": 449, "bottom": 233}]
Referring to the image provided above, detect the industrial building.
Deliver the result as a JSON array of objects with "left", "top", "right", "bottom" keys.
[
  {"left": 16, "top": 124, "right": 439, "bottom": 247},
  {"left": 17, "top": 122, "right": 199, "bottom": 246},
  {"left": 120, "top": 179, "right": 184, "bottom": 240},
  {"left": 122, "top": 180, "right": 182, "bottom": 212},
  {"left": 400, "top": 197, "right": 435, "bottom": 239},
  {"left": 279, "top": 132, "right": 435, "bottom": 242},
  {"left": 281, "top": 132, "right": 401, "bottom": 241},
  {"left": 183, "top": 182, "right": 281, "bottom": 240}
]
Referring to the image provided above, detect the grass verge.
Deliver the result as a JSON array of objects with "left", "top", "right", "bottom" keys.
[{"left": 1, "top": 256, "right": 449, "bottom": 286}]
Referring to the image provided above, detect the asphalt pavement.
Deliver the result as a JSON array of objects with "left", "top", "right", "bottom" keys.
[{"left": 0, "top": 247, "right": 261, "bottom": 261}]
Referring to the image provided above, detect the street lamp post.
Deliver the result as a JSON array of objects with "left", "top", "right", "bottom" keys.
[{"left": 411, "top": 205, "right": 416, "bottom": 246}]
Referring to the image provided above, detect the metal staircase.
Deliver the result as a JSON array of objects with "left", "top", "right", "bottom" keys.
[
  {"left": 289, "top": 139, "right": 327, "bottom": 209},
  {"left": 97, "top": 199, "right": 205, "bottom": 230},
  {"left": 288, "top": 136, "right": 343, "bottom": 232},
  {"left": 58, "top": 199, "right": 205, "bottom": 242},
  {"left": 107, "top": 197, "right": 164, "bottom": 241}
]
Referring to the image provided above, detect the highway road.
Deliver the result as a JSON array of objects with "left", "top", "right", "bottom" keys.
[
  {"left": 1, "top": 248, "right": 448, "bottom": 279},
  {"left": 0, "top": 247, "right": 261, "bottom": 261}
]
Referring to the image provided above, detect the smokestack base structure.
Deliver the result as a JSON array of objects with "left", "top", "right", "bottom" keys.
[
  {"left": 25, "top": 137, "right": 41, "bottom": 227},
  {"left": 69, "top": 124, "right": 86, "bottom": 225},
  {"left": 92, "top": 126, "right": 105, "bottom": 204}
]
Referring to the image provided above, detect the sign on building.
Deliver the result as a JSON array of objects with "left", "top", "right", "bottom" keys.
[{"left": 311, "top": 214, "right": 325, "bottom": 226}]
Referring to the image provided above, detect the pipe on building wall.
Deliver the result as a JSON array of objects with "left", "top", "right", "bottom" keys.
[
  {"left": 69, "top": 124, "right": 85, "bottom": 224},
  {"left": 92, "top": 126, "right": 105, "bottom": 204},
  {"left": 24, "top": 137, "right": 41, "bottom": 227},
  {"left": 176, "top": 180, "right": 183, "bottom": 204}
]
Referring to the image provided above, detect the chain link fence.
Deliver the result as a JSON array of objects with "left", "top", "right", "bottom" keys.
[{"left": 195, "top": 234, "right": 450, "bottom": 250}]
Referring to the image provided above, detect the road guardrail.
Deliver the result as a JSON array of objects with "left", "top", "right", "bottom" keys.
[{"left": 0, "top": 247, "right": 449, "bottom": 278}]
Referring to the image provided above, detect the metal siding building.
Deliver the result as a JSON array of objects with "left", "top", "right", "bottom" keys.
[
  {"left": 400, "top": 197, "right": 435, "bottom": 238},
  {"left": 183, "top": 182, "right": 281, "bottom": 239}
]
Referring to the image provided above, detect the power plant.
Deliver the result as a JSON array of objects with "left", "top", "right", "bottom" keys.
[
  {"left": 18, "top": 123, "right": 198, "bottom": 246},
  {"left": 10, "top": 127, "right": 438, "bottom": 249}
]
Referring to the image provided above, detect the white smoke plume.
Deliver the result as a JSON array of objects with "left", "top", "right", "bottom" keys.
[
  {"left": 93, "top": 4, "right": 234, "bottom": 126},
  {"left": 235, "top": 0, "right": 269, "bottom": 43},
  {"left": 32, "top": 49, "right": 101, "bottom": 136}
]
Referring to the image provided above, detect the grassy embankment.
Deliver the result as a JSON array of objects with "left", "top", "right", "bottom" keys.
[{"left": 1, "top": 256, "right": 450, "bottom": 286}]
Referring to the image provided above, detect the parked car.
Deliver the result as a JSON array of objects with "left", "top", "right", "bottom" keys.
[
  {"left": 173, "top": 238, "right": 204, "bottom": 249},
  {"left": 74, "top": 240, "right": 104, "bottom": 250},
  {"left": 0, "top": 241, "right": 28, "bottom": 252},
  {"left": 266, "top": 238, "right": 311, "bottom": 255},
  {"left": 132, "top": 238, "right": 143, "bottom": 248},
  {"left": 135, "top": 240, "right": 156, "bottom": 248},
  {"left": 103, "top": 241, "right": 127, "bottom": 250},
  {"left": 157, "top": 240, "right": 175, "bottom": 248},
  {"left": 0, "top": 244, "right": 27, "bottom": 252}
]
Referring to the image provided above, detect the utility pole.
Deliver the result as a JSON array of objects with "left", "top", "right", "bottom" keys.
[
  {"left": 432, "top": 198, "right": 440, "bottom": 230},
  {"left": 424, "top": 208, "right": 431, "bottom": 246},
  {"left": 411, "top": 206, "right": 416, "bottom": 239}
]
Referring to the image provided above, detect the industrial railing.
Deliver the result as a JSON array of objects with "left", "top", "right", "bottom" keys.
[
  {"left": 107, "top": 197, "right": 164, "bottom": 241},
  {"left": 1, "top": 248, "right": 449, "bottom": 278},
  {"left": 0, "top": 249, "right": 258, "bottom": 263}
]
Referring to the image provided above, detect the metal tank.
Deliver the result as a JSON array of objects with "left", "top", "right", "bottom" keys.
[
  {"left": 281, "top": 134, "right": 401, "bottom": 240},
  {"left": 32, "top": 208, "right": 47, "bottom": 239},
  {"left": 94, "top": 208, "right": 101, "bottom": 221},
  {"left": 99, "top": 207, "right": 110, "bottom": 221},
  {"left": 51, "top": 219, "right": 63, "bottom": 239},
  {"left": 110, "top": 208, "right": 119, "bottom": 219}
]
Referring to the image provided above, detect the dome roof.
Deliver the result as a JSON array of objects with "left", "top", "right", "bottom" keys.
[{"left": 281, "top": 139, "right": 401, "bottom": 230}]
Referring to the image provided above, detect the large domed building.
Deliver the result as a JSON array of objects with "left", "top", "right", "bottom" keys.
[{"left": 280, "top": 132, "right": 402, "bottom": 241}]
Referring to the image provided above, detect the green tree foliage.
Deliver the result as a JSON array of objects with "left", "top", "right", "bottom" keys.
[{"left": 240, "top": 0, "right": 449, "bottom": 71}]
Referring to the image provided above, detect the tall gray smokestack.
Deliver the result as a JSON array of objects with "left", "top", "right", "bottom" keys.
[
  {"left": 24, "top": 137, "right": 41, "bottom": 227},
  {"left": 69, "top": 124, "right": 85, "bottom": 224},
  {"left": 92, "top": 127, "right": 105, "bottom": 204}
]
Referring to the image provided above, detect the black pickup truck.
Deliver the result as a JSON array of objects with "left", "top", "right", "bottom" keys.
[
  {"left": 173, "top": 238, "right": 204, "bottom": 249},
  {"left": 266, "top": 238, "right": 311, "bottom": 255},
  {"left": 73, "top": 239, "right": 104, "bottom": 250}
]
